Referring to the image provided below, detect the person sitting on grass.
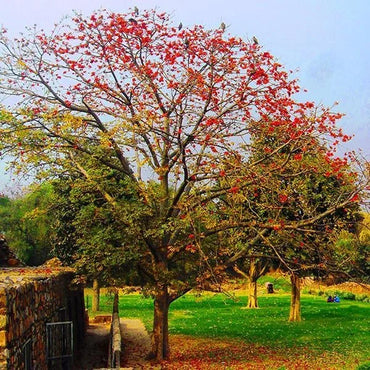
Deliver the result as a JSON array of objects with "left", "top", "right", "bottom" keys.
[
  {"left": 327, "top": 295, "right": 334, "bottom": 302},
  {"left": 333, "top": 295, "right": 340, "bottom": 303}
]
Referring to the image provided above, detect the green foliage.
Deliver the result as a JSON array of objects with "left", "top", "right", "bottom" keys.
[
  {"left": 334, "top": 291, "right": 355, "bottom": 300},
  {"left": 258, "top": 274, "right": 291, "bottom": 293},
  {"left": 357, "top": 361, "right": 370, "bottom": 370},
  {"left": 49, "top": 172, "right": 145, "bottom": 286},
  {"left": 306, "top": 288, "right": 370, "bottom": 302},
  {"left": 0, "top": 183, "right": 54, "bottom": 265},
  {"left": 356, "top": 294, "right": 370, "bottom": 303},
  {"left": 333, "top": 222, "right": 370, "bottom": 282}
]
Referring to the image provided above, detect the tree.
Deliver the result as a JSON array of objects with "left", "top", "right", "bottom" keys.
[
  {"left": 357, "top": 212, "right": 370, "bottom": 280},
  {"left": 92, "top": 278, "right": 100, "bottom": 312},
  {"left": 0, "top": 184, "right": 54, "bottom": 265},
  {"left": 233, "top": 256, "right": 272, "bottom": 308},
  {"left": 217, "top": 123, "right": 366, "bottom": 321},
  {"left": 48, "top": 170, "right": 144, "bottom": 311},
  {"left": 332, "top": 212, "right": 370, "bottom": 283},
  {"left": 0, "top": 9, "right": 364, "bottom": 360}
]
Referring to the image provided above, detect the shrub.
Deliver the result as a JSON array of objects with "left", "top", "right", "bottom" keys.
[
  {"left": 340, "top": 292, "right": 356, "bottom": 300},
  {"left": 305, "top": 286, "right": 370, "bottom": 303},
  {"left": 356, "top": 294, "right": 370, "bottom": 302},
  {"left": 357, "top": 361, "right": 370, "bottom": 370}
]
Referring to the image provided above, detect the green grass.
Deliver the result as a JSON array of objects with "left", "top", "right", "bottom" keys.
[{"left": 86, "top": 291, "right": 370, "bottom": 363}]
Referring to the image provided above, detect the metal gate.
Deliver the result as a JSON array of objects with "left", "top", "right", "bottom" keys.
[
  {"left": 46, "top": 321, "right": 73, "bottom": 370},
  {"left": 21, "top": 339, "right": 32, "bottom": 370}
]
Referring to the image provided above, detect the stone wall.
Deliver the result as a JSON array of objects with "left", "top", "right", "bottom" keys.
[
  {"left": 109, "top": 292, "right": 121, "bottom": 369},
  {"left": 0, "top": 266, "right": 85, "bottom": 369}
]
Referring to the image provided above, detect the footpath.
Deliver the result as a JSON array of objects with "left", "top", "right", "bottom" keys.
[
  {"left": 74, "top": 322, "right": 111, "bottom": 369},
  {"left": 120, "top": 318, "right": 160, "bottom": 369},
  {"left": 74, "top": 318, "right": 156, "bottom": 369}
]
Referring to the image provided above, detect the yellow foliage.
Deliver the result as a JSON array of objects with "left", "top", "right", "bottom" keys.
[{"left": 359, "top": 212, "right": 370, "bottom": 244}]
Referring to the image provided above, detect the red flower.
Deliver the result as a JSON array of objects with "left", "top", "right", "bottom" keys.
[
  {"left": 228, "top": 186, "right": 239, "bottom": 194},
  {"left": 185, "top": 244, "right": 197, "bottom": 253},
  {"left": 278, "top": 194, "right": 288, "bottom": 203}
]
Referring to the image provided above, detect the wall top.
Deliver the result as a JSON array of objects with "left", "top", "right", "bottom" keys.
[{"left": 0, "top": 264, "right": 75, "bottom": 289}]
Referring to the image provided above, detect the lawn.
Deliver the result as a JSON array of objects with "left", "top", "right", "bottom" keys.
[{"left": 86, "top": 290, "right": 370, "bottom": 369}]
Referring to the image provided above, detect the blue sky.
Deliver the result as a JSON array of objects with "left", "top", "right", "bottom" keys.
[{"left": 0, "top": 0, "right": 369, "bottom": 193}]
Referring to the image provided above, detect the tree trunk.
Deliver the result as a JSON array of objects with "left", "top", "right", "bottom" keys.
[
  {"left": 150, "top": 284, "right": 170, "bottom": 362},
  {"left": 289, "top": 273, "right": 301, "bottom": 322},
  {"left": 247, "top": 279, "right": 259, "bottom": 308},
  {"left": 92, "top": 279, "right": 100, "bottom": 312},
  {"left": 247, "top": 258, "right": 261, "bottom": 309}
]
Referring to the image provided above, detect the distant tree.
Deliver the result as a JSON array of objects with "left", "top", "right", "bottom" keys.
[
  {"left": 264, "top": 164, "right": 363, "bottom": 322},
  {"left": 332, "top": 212, "right": 370, "bottom": 283},
  {"left": 233, "top": 256, "right": 272, "bottom": 308},
  {"left": 0, "top": 184, "right": 53, "bottom": 265},
  {"left": 217, "top": 125, "right": 366, "bottom": 321}
]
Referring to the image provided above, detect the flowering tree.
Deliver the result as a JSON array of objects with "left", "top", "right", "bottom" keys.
[
  {"left": 217, "top": 123, "right": 366, "bottom": 320},
  {"left": 0, "top": 9, "right": 365, "bottom": 360}
]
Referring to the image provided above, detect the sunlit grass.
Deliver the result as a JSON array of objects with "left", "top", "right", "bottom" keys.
[{"left": 86, "top": 290, "right": 370, "bottom": 363}]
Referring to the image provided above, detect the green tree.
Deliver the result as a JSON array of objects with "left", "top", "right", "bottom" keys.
[
  {"left": 0, "top": 183, "right": 54, "bottom": 265},
  {"left": 332, "top": 212, "right": 370, "bottom": 283},
  {"left": 49, "top": 168, "right": 144, "bottom": 311}
]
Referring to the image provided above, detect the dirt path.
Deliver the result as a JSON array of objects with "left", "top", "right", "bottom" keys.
[
  {"left": 73, "top": 322, "right": 110, "bottom": 369},
  {"left": 73, "top": 318, "right": 157, "bottom": 369},
  {"left": 120, "top": 318, "right": 161, "bottom": 369}
]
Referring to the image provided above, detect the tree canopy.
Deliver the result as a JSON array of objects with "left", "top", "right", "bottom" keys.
[{"left": 0, "top": 184, "right": 53, "bottom": 265}]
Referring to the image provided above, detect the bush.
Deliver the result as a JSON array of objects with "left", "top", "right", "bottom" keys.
[
  {"left": 357, "top": 361, "right": 370, "bottom": 370},
  {"left": 356, "top": 294, "right": 370, "bottom": 302},
  {"left": 305, "top": 286, "right": 370, "bottom": 303},
  {"left": 340, "top": 292, "right": 356, "bottom": 300}
]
